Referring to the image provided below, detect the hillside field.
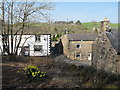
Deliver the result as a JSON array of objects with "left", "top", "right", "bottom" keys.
[{"left": 14, "top": 22, "right": 118, "bottom": 34}]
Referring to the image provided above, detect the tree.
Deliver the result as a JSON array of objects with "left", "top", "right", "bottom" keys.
[
  {"left": 68, "top": 20, "right": 74, "bottom": 24},
  {"left": 0, "top": 0, "right": 53, "bottom": 55},
  {"left": 54, "top": 28, "right": 58, "bottom": 33},
  {"left": 75, "top": 20, "right": 81, "bottom": 25}
]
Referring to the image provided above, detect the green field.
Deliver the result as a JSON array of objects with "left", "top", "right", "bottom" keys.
[
  {"left": 16, "top": 22, "right": 118, "bottom": 34},
  {"left": 82, "top": 22, "right": 118, "bottom": 30}
]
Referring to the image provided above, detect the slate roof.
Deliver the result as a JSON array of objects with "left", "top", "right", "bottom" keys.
[
  {"left": 67, "top": 33, "right": 97, "bottom": 41},
  {"left": 105, "top": 28, "right": 120, "bottom": 54}
]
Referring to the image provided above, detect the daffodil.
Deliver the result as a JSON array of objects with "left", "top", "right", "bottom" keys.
[
  {"left": 23, "top": 65, "right": 46, "bottom": 80},
  {"left": 40, "top": 75, "right": 42, "bottom": 77},
  {"left": 17, "top": 71, "right": 20, "bottom": 73},
  {"left": 43, "top": 74, "right": 45, "bottom": 77},
  {"left": 32, "top": 72, "right": 36, "bottom": 77},
  {"left": 38, "top": 71, "right": 41, "bottom": 73}
]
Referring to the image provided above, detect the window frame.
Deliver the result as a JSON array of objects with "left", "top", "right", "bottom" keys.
[
  {"left": 76, "top": 44, "right": 81, "bottom": 48},
  {"left": 34, "top": 45, "right": 42, "bottom": 52},
  {"left": 76, "top": 53, "right": 81, "bottom": 58},
  {"left": 88, "top": 53, "right": 91, "bottom": 57},
  {"left": 35, "top": 35, "right": 41, "bottom": 42}
]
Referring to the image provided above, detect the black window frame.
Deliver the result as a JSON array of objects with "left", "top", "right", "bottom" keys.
[
  {"left": 76, "top": 53, "right": 81, "bottom": 57},
  {"left": 34, "top": 45, "right": 42, "bottom": 52},
  {"left": 35, "top": 35, "right": 41, "bottom": 42},
  {"left": 88, "top": 53, "right": 91, "bottom": 57},
  {"left": 76, "top": 44, "right": 81, "bottom": 48}
]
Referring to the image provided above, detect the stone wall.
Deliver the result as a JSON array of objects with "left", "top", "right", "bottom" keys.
[
  {"left": 61, "top": 34, "right": 93, "bottom": 60},
  {"left": 68, "top": 41, "right": 93, "bottom": 60},
  {"left": 61, "top": 34, "right": 69, "bottom": 57},
  {"left": 92, "top": 33, "right": 120, "bottom": 74}
]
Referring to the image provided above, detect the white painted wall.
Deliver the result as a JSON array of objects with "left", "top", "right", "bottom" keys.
[
  {"left": 0, "top": 35, "right": 3, "bottom": 55},
  {"left": 0, "top": 34, "right": 51, "bottom": 56}
]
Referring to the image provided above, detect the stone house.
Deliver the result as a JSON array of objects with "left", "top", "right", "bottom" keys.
[
  {"left": 92, "top": 18, "right": 120, "bottom": 74},
  {"left": 61, "top": 33, "right": 97, "bottom": 60}
]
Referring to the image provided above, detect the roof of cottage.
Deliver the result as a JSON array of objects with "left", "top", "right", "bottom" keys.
[
  {"left": 105, "top": 28, "right": 120, "bottom": 54},
  {"left": 66, "top": 33, "right": 97, "bottom": 41}
]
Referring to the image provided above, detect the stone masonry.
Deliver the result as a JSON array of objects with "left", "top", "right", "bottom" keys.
[
  {"left": 92, "top": 33, "right": 120, "bottom": 75},
  {"left": 61, "top": 33, "right": 97, "bottom": 61}
]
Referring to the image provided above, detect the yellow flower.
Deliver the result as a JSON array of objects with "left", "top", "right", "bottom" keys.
[
  {"left": 43, "top": 74, "right": 45, "bottom": 77},
  {"left": 35, "top": 72, "right": 38, "bottom": 74},
  {"left": 17, "top": 71, "right": 20, "bottom": 73},
  {"left": 28, "top": 65, "right": 32, "bottom": 68},
  {"left": 38, "top": 71, "right": 41, "bottom": 73},
  {"left": 32, "top": 72, "right": 36, "bottom": 77},
  {"left": 40, "top": 75, "right": 42, "bottom": 77}
]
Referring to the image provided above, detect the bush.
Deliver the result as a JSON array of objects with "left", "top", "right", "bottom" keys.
[
  {"left": 23, "top": 65, "right": 46, "bottom": 81},
  {"left": 51, "top": 34, "right": 61, "bottom": 41}
]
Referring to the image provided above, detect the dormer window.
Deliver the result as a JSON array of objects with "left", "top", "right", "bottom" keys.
[{"left": 35, "top": 35, "right": 41, "bottom": 42}]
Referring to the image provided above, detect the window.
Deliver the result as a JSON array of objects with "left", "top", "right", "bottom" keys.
[
  {"left": 44, "top": 38, "right": 46, "bottom": 41},
  {"left": 76, "top": 44, "right": 81, "bottom": 48},
  {"left": 24, "top": 51, "right": 29, "bottom": 56},
  {"left": 34, "top": 45, "right": 42, "bottom": 52},
  {"left": 76, "top": 53, "right": 81, "bottom": 57},
  {"left": 20, "top": 46, "right": 29, "bottom": 56},
  {"left": 35, "top": 35, "right": 41, "bottom": 41},
  {"left": 88, "top": 53, "right": 91, "bottom": 57},
  {"left": 88, "top": 53, "right": 92, "bottom": 60}
]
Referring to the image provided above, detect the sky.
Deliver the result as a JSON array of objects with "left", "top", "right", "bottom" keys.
[
  {"left": 0, "top": 1, "right": 118, "bottom": 23},
  {"left": 50, "top": 2, "right": 118, "bottom": 23}
]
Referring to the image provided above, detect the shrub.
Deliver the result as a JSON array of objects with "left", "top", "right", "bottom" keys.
[{"left": 23, "top": 65, "right": 46, "bottom": 81}]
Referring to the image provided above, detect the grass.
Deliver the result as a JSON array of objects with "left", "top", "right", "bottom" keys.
[
  {"left": 82, "top": 22, "right": 100, "bottom": 30},
  {"left": 111, "top": 23, "right": 118, "bottom": 28},
  {"left": 82, "top": 22, "right": 118, "bottom": 30},
  {"left": 13, "top": 22, "right": 118, "bottom": 35}
]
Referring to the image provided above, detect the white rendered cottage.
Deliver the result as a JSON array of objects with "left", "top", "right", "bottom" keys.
[{"left": 0, "top": 34, "right": 51, "bottom": 56}]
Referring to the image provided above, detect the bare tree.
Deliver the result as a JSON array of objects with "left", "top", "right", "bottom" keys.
[{"left": 0, "top": 0, "right": 53, "bottom": 55}]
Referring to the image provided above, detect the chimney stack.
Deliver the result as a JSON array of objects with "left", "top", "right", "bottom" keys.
[
  {"left": 64, "top": 28, "right": 69, "bottom": 34},
  {"left": 100, "top": 18, "right": 111, "bottom": 32}
]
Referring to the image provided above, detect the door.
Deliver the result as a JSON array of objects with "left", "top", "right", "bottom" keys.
[{"left": 21, "top": 46, "right": 30, "bottom": 56}]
